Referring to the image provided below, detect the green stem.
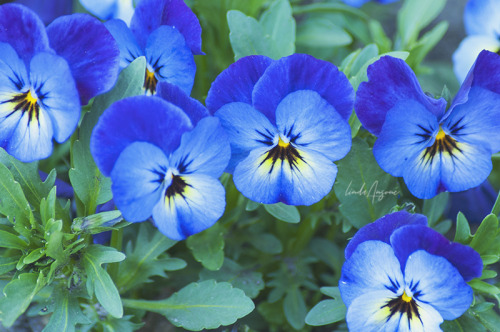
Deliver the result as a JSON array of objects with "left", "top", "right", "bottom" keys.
[
  {"left": 108, "top": 228, "right": 123, "bottom": 280},
  {"left": 492, "top": 153, "right": 500, "bottom": 160},
  {"left": 122, "top": 298, "right": 171, "bottom": 312},
  {"left": 292, "top": 3, "right": 369, "bottom": 20}
]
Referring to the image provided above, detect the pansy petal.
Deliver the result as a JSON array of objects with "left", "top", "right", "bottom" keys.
[
  {"left": 403, "top": 151, "right": 442, "bottom": 199},
  {"left": 157, "top": 82, "right": 209, "bottom": 125},
  {"left": 345, "top": 290, "right": 443, "bottom": 332},
  {"left": 215, "top": 102, "right": 279, "bottom": 173},
  {"left": 0, "top": 42, "right": 29, "bottom": 96},
  {"left": 275, "top": 90, "right": 351, "bottom": 161},
  {"left": 15, "top": 0, "right": 73, "bottom": 25},
  {"left": 253, "top": 54, "right": 354, "bottom": 123},
  {"left": 468, "top": 50, "right": 500, "bottom": 95},
  {"left": 373, "top": 99, "right": 439, "bottom": 177},
  {"left": 29, "top": 52, "right": 80, "bottom": 143},
  {"left": 0, "top": 4, "right": 51, "bottom": 65},
  {"left": 152, "top": 174, "right": 225, "bottom": 240},
  {"left": 104, "top": 19, "right": 144, "bottom": 69},
  {"left": 111, "top": 141, "right": 168, "bottom": 222},
  {"left": 446, "top": 180, "right": 497, "bottom": 223},
  {"left": 464, "top": 0, "right": 500, "bottom": 35},
  {"left": 452, "top": 35, "right": 500, "bottom": 84},
  {"left": 355, "top": 56, "right": 446, "bottom": 136},
  {"left": 339, "top": 241, "right": 404, "bottom": 308},
  {"left": 90, "top": 95, "right": 192, "bottom": 176},
  {"left": 405, "top": 250, "right": 474, "bottom": 320},
  {"left": 390, "top": 225, "right": 483, "bottom": 282},
  {"left": 205, "top": 55, "right": 273, "bottom": 114},
  {"left": 170, "top": 117, "right": 230, "bottom": 177},
  {"left": 80, "top": 0, "right": 116, "bottom": 20},
  {"left": 145, "top": 25, "right": 196, "bottom": 94},
  {"left": 345, "top": 211, "right": 427, "bottom": 260},
  {"left": 131, "top": 0, "right": 203, "bottom": 54},
  {"left": 47, "top": 14, "right": 120, "bottom": 105}
]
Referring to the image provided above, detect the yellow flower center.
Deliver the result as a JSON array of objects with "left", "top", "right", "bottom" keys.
[{"left": 401, "top": 291, "right": 412, "bottom": 303}]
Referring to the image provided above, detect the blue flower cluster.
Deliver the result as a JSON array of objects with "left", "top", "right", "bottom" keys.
[{"left": 339, "top": 211, "right": 482, "bottom": 330}]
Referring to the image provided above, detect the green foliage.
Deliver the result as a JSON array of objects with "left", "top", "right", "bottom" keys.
[
  {"left": 187, "top": 222, "right": 225, "bottom": 270},
  {"left": 305, "top": 287, "right": 346, "bottom": 326},
  {"left": 264, "top": 202, "right": 301, "bottom": 223},
  {"left": 43, "top": 286, "right": 90, "bottom": 332}
]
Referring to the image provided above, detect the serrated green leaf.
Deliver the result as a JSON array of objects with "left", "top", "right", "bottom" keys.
[
  {"left": 0, "top": 230, "right": 28, "bottom": 250},
  {"left": 123, "top": 280, "right": 255, "bottom": 331},
  {"left": 83, "top": 245, "right": 125, "bottom": 318},
  {"left": 117, "top": 223, "right": 179, "bottom": 292},
  {"left": 0, "top": 272, "right": 45, "bottom": 327},
  {"left": 334, "top": 139, "right": 400, "bottom": 228},
  {"left": 305, "top": 299, "right": 346, "bottom": 326},
  {"left": 470, "top": 214, "right": 499, "bottom": 255},
  {"left": 187, "top": 223, "right": 225, "bottom": 271},
  {"left": 199, "top": 259, "right": 264, "bottom": 299},
  {"left": 43, "top": 286, "right": 90, "bottom": 332},
  {"left": 455, "top": 212, "right": 472, "bottom": 244},
  {"left": 283, "top": 286, "right": 307, "bottom": 330},
  {"left": 264, "top": 203, "right": 300, "bottom": 223}
]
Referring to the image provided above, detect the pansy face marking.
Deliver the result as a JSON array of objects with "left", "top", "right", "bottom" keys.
[
  {"left": 419, "top": 126, "right": 462, "bottom": 164},
  {"left": 6, "top": 89, "right": 41, "bottom": 120}
]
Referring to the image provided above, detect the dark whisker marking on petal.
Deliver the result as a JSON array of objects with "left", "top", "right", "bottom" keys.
[
  {"left": 381, "top": 293, "right": 423, "bottom": 326},
  {"left": 259, "top": 138, "right": 307, "bottom": 174},
  {"left": 177, "top": 155, "right": 194, "bottom": 174},
  {"left": 449, "top": 116, "right": 466, "bottom": 135},
  {"left": 255, "top": 129, "right": 274, "bottom": 146},
  {"left": 420, "top": 127, "right": 463, "bottom": 165}
]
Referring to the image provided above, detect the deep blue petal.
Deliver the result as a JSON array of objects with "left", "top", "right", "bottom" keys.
[
  {"left": 339, "top": 241, "right": 404, "bottom": 308},
  {"left": 355, "top": 56, "right": 446, "bottom": 136},
  {"left": 0, "top": 4, "right": 51, "bottom": 65},
  {"left": 152, "top": 174, "right": 225, "bottom": 240},
  {"left": 390, "top": 225, "right": 483, "bottom": 282},
  {"left": 253, "top": 54, "right": 354, "bottom": 123},
  {"left": 215, "top": 102, "right": 279, "bottom": 173},
  {"left": 145, "top": 25, "right": 196, "bottom": 94},
  {"left": 373, "top": 99, "right": 439, "bottom": 177},
  {"left": 14, "top": 0, "right": 73, "bottom": 24},
  {"left": 111, "top": 141, "right": 168, "bottom": 222},
  {"left": 468, "top": 50, "right": 500, "bottom": 96},
  {"left": 170, "top": 117, "right": 230, "bottom": 177},
  {"left": 205, "top": 55, "right": 273, "bottom": 114},
  {"left": 157, "top": 82, "right": 209, "bottom": 125},
  {"left": 405, "top": 250, "right": 474, "bottom": 320},
  {"left": 130, "top": 0, "right": 203, "bottom": 55},
  {"left": 275, "top": 90, "right": 351, "bottom": 161},
  {"left": 345, "top": 211, "right": 427, "bottom": 260},
  {"left": 446, "top": 180, "right": 497, "bottom": 223},
  {"left": 29, "top": 52, "right": 80, "bottom": 143},
  {"left": 90, "top": 95, "right": 193, "bottom": 176},
  {"left": 47, "top": 13, "right": 120, "bottom": 105},
  {"left": 464, "top": 0, "right": 500, "bottom": 35},
  {"left": 104, "top": 19, "right": 144, "bottom": 69}
]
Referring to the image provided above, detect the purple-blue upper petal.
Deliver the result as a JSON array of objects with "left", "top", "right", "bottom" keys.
[
  {"left": 0, "top": 4, "right": 51, "bottom": 65},
  {"left": 130, "top": 0, "right": 203, "bottom": 55},
  {"left": 90, "top": 95, "right": 193, "bottom": 177},
  {"left": 252, "top": 54, "right": 354, "bottom": 124},
  {"left": 157, "top": 82, "right": 209, "bottom": 125},
  {"left": 47, "top": 13, "right": 120, "bottom": 105},
  {"left": 345, "top": 211, "right": 428, "bottom": 259},
  {"left": 355, "top": 56, "right": 446, "bottom": 136},
  {"left": 205, "top": 55, "right": 274, "bottom": 114},
  {"left": 390, "top": 225, "right": 483, "bottom": 282}
]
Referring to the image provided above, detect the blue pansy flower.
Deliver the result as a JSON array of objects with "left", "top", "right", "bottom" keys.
[
  {"left": 80, "top": 0, "right": 136, "bottom": 25},
  {"left": 355, "top": 51, "right": 500, "bottom": 199},
  {"left": 341, "top": 0, "right": 398, "bottom": 7},
  {"left": 446, "top": 180, "right": 497, "bottom": 223},
  {"left": 91, "top": 82, "right": 230, "bottom": 240},
  {"left": 0, "top": 4, "right": 119, "bottom": 162},
  {"left": 339, "top": 211, "right": 482, "bottom": 331},
  {"left": 206, "top": 54, "right": 354, "bottom": 206},
  {"left": 104, "top": 0, "right": 202, "bottom": 95},
  {"left": 453, "top": 0, "right": 500, "bottom": 83}
]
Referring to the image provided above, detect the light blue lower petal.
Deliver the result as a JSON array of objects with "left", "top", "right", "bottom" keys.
[
  {"left": 403, "top": 149, "right": 442, "bottom": 199},
  {"left": 275, "top": 90, "right": 351, "bottom": 161},
  {"left": 170, "top": 117, "right": 230, "bottom": 177},
  {"left": 215, "top": 102, "right": 279, "bottom": 173},
  {"left": 104, "top": 19, "right": 144, "bottom": 68},
  {"left": 152, "top": 174, "right": 226, "bottom": 240},
  {"left": 111, "top": 141, "right": 168, "bottom": 222},
  {"left": 29, "top": 52, "right": 80, "bottom": 143},
  {"left": 404, "top": 250, "right": 473, "bottom": 320},
  {"left": 145, "top": 25, "right": 196, "bottom": 94},
  {"left": 452, "top": 35, "right": 500, "bottom": 84},
  {"left": 374, "top": 99, "right": 439, "bottom": 178},
  {"left": 339, "top": 241, "right": 404, "bottom": 308}
]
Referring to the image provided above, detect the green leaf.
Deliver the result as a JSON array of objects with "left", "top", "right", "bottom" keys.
[
  {"left": 43, "top": 286, "right": 90, "bottom": 332},
  {"left": 72, "top": 210, "right": 125, "bottom": 234},
  {"left": 227, "top": 0, "right": 295, "bottom": 60},
  {"left": 422, "top": 192, "right": 449, "bottom": 226},
  {"left": 349, "top": 44, "right": 379, "bottom": 78},
  {"left": 123, "top": 280, "right": 255, "bottom": 331},
  {"left": 199, "top": 259, "right": 264, "bottom": 298},
  {"left": 470, "top": 307, "right": 500, "bottom": 332},
  {"left": 469, "top": 279, "right": 500, "bottom": 295},
  {"left": 187, "top": 223, "right": 225, "bottom": 271},
  {"left": 334, "top": 139, "right": 400, "bottom": 228},
  {"left": 455, "top": 212, "right": 472, "bottom": 244},
  {"left": 0, "top": 229, "right": 28, "bottom": 250},
  {"left": 0, "top": 257, "right": 17, "bottom": 275},
  {"left": 264, "top": 202, "right": 300, "bottom": 223},
  {"left": 320, "top": 286, "right": 341, "bottom": 299},
  {"left": 305, "top": 299, "right": 346, "bottom": 326},
  {"left": 248, "top": 233, "right": 283, "bottom": 254},
  {"left": 397, "top": 0, "right": 446, "bottom": 48},
  {"left": 368, "top": 20, "right": 391, "bottom": 53},
  {"left": 406, "top": 21, "right": 448, "bottom": 70},
  {"left": 283, "top": 286, "right": 307, "bottom": 330},
  {"left": 117, "top": 223, "right": 179, "bottom": 292},
  {"left": 470, "top": 214, "right": 499, "bottom": 255},
  {"left": 296, "top": 19, "right": 351, "bottom": 48},
  {"left": 83, "top": 245, "right": 125, "bottom": 318},
  {"left": 0, "top": 272, "right": 45, "bottom": 327}
]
